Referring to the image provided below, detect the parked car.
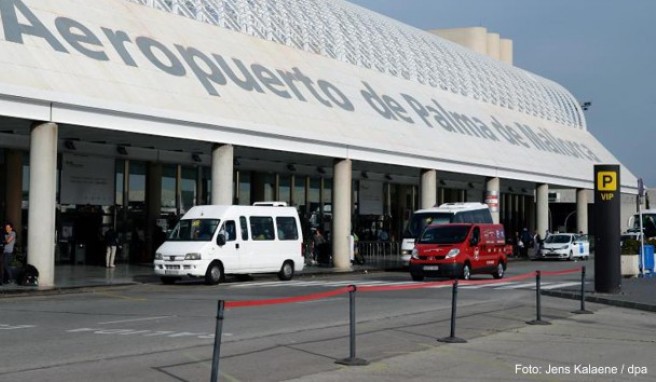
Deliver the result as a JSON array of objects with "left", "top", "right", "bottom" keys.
[{"left": 536, "top": 233, "right": 589, "bottom": 261}]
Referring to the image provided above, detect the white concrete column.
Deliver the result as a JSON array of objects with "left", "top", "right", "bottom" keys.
[
  {"left": 576, "top": 189, "right": 588, "bottom": 234},
  {"left": 211, "top": 144, "right": 233, "bottom": 205},
  {"left": 27, "top": 122, "right": 58, "bottom": 287},
  {"left": 332, "top": 158, "right": 352, "bottom": 271},
  {"left": 485, "top": 177, "right": 500, "bottom": 224},
  {"left": 420, "top": 169, "right": 437, "bottom": 209},
  {"left": 536, "top": 184, "right": 549, "bottom": 236},
  {"left": 5, "top": 150, "right": 23, "bottom": 245}
]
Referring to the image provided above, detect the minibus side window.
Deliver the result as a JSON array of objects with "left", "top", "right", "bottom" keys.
[
  {"left": 239, "top": 216, "right": 249, "bottom": 241},
  {"left": 224, "top": 221, "right": 237, "bottom": 241},
  {"left": 276, "top": 217, "right": 299, "bottom": 240},
  {"left": 250, "top": 216, "right": 275, "bottom": 241}
]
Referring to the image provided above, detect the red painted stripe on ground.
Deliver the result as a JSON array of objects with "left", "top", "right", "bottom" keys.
[
  {"left": 224, "top": 268, "right": 581, "bottom": 309},
  {"left": 225, "top": 286, "right": 350, "bottom": 308}
]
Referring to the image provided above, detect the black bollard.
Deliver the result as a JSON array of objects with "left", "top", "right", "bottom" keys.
[
  {"left": 438, "top": 280, "right": 467, "bottom": 343},
  {"left": 210, "top": 300, "right": 225, "bottom": 382},
  {"left": 527, "top": 271, "right": 551, "bottom": 325},
  {"left": 572, "top": 266, "right": 593, "bottom": 314},
  {"left": 336, "top": 285, "right": 369, "bottom": 366}
]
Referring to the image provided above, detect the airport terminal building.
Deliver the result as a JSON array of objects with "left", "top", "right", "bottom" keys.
[{"left": 0, "top": 0, "right": 638, "bottom": 286}]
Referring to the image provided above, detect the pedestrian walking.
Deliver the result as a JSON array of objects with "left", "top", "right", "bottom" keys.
[
  {"left": 2, "top": 222, "right": 16, "bottom": 284},
  {"left": 104, "top": 227, "right": 119, "bottom": 268},
  {"left": 312, "top": 228, "right": 328, "bottom": 265}
]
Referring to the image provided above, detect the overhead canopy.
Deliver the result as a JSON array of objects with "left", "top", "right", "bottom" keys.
[{"left": 0, "top": 0, "right": 637, "bottom": 191}]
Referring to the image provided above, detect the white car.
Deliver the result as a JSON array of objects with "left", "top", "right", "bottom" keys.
[{"left": 537, "top": 233, "right": 590, "bottom": 260}]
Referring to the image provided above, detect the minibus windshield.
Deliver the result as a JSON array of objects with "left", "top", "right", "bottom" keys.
[
  {"left": 404, "top": 212, "right": 453, "bottom": 238},
  {"left": 168, "top": 219, "right": 221, "bottom": 241},
  {"left": 418, "top": 225, "right": 470, "bottom": 245}
]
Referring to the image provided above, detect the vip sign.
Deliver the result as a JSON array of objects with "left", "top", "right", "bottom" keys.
[{"left": 597, "top": 171, "right": 618, "bottom": 200}]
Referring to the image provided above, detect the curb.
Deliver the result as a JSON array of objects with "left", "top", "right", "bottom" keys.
[
  {"left": 542, "top": 289, "right": 656, "bottom": 313},
  {"left": 0, "top": 266, "right": 389, "bottom": 298},
  {"left": 0, "top": 282, "right": 139, "bottom": 298}
]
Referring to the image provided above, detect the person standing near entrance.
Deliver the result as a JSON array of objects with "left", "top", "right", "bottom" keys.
[
  {"left": 104, "top": 227, "right": 118, "bottom": 268},
  {"left": 2, "top": 222, "right": 16, "bottom": 284}
]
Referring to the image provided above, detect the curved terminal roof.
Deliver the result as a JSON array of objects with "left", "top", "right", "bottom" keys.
[
  {"left": 128, "top": 0, "right": 586, "bottom": 129},
  {"left": 0, "top": 0, "right": 636, "bottom": 191}
]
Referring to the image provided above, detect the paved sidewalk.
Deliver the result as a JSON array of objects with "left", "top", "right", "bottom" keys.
[
  {"left": 284, "top": 305, "right": 655, "bottom": 382},
  {"left": 544, "top": 275, "right": 656, "bottom": 313},
  {"left": 0, "top": 261, "right": 382, "bottom": 296}
]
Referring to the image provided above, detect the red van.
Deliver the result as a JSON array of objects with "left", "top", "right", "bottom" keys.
[{"left": 409, "top": 223, "right": 511, "bottom": 281}]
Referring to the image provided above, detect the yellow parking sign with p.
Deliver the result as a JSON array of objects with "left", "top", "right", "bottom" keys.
[{"left": 597, "top": 171, "right": 617, "bottom": 191}]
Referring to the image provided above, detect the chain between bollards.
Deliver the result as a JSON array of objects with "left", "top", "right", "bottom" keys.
[
  {"left": 527, "top": 270, "right": 550, "bottom": 325},
  {"left": 210, "top": 300, "right": 225, "bottom": 382},
  {"left": 335, "top": 285, "right": 369, "bottom": 366},
  {"left": 572, "top": 266, "right": 593, "bottom": 314},
  {"left": 438, "top": 279, "right": 467, "bottom": 343}
]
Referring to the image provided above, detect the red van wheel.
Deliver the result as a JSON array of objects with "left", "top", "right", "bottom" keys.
[
  {"left": 461, "top": 263, "right": 471, "bottom": 280},
  {"left": 493, "top": 262, "right": 505, "bottom": 279}
]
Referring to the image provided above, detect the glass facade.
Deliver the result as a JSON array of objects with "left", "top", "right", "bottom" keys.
[
  {"left": 238, "top": 171, "right": 251, "bottom": 206},
  {"left": 278, "top": 175, "right": 290, "bottom": 205},
  {"left": 161, "top": 165, "right": 177, "bottom": 212},
  {"left": 180, "top": 166, "right": 197, "bottom": 214},
  {"left": 3, "top": 150, "right": 535, "bottom": 268}
]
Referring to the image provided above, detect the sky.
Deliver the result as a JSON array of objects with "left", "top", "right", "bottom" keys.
[{"left": 348, "top": 0, "right": 656, "bottom": 187}]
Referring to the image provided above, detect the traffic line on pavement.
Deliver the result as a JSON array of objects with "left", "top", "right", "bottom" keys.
[
  {"left": 425, "top": 284, "right": 452, "bottom": 289},
  {"left": 229, "top": 281, "right": 292, "bottom": 288},
  {"left": 66, "top": 327, "right": 215, "bottom": 339},
  {"left": 540, "top": 281, "right": 582, "bottom": 290},
  {"left": 0, "top": 324, "right": 36, "bottom": 330},
  {"left": 494, "top": 282, "right": 539, "bottom": 290},
  {"left": 98, "top": 316, "right": 172, "bottom": 325},
  {"left": 461, "top": 282, "right": 516, "bottom": 289}
]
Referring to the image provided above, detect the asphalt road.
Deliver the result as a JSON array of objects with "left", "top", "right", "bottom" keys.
[{"left": 0, "top": 259, "right": 591, "bottom": 381}]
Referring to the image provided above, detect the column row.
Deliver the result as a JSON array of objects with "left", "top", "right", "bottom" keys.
[{"left": 13, "top": 126, "right": 590, "bottom": 286}]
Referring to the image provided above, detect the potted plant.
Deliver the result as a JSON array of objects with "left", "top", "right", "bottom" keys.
[{"left": 621, "top": 238, "right": 640, "bottom": 277}]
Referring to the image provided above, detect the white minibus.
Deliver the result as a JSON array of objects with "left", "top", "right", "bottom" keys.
[
  {"left": 400, "top": 203, "right": 493, "bottom": 265},
  {"left": 154, "top": 204, "right": 304, "bottom": 284}
]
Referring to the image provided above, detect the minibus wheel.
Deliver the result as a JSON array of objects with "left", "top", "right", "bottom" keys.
[
  {"left": 278, "top": 261, "right": 294, "bottom": 281},
  {"left": 205, "top": 262, "right": 223, "bottom": 285}
]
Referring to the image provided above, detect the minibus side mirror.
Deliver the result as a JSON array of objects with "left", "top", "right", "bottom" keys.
[{"left": 217, "top": 232, "right": 226, "bottom": 246}]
